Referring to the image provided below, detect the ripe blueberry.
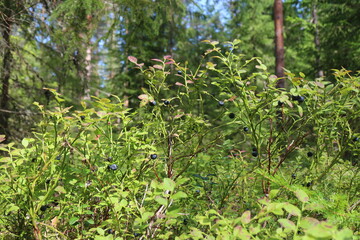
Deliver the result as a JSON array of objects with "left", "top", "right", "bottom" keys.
[
  {"left": 134, "top": 233, "right": 141, "bottom": 237},
  {"left": 108, "top": 164, "right": 118, "bottom": 171},
  {"left": 177, "top": 70, "right": 182, "bottom": 75},
  {"left": 353, "top": 137, "right": 359, "bottom": 142},
  {"left": 297, "top": 96, "right": 305, "bottom": 103},
  {"left": 243, "top": 127, "right": 249, "bottom": 132},
  {"left": 150, "top": 154, "right": 157, "bottom": 159},
  {"left": 40, "top": 205, "right": 48, "bottom": 212},
  {"left": 164, "top": 100, "right": 170, "bottom": 105},
  {"left": 307, "top": 152, "right": 313, "bottom": 157},
  {"left": 229, "top": 113, "right": 235, "bottom": 119},
  {"left": 218, "top": 101, "right": 225, "bottom": 106},
  {"left": 292, "top": 95, "right": 300, "bottom": 101},
  {"left": 252, "top": 151, "right": 258, "bottom": 157},
  {"left": 306, "top": 182, "right": 312, "bottom": 187},
  {"left": 80, "top": 116, "right": 85, "bottom": 120},
  {"left": 106, "top": 229, "right": 115, "bottom": 234},
  {"left": 149, "top": 101, "right": 156, "bottom": 106},
  {"left": 56, "top": 155, "right": 61, "bottom": 160},
  {"left": 292, "top": 173, "right": 296, "bottom": 179}
]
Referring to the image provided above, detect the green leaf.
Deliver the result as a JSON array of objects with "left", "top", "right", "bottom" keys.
[
  {"left": 306, "top": 222, "right": 334, "bottom": 238},
  {"left": 278, "top": 219, "right": 296, "bottom": 231},
  {"left": 299, "top": 217, "right": 320, "bottom": 230},
  {"left": 86, "top": 219, "right": 95, "bottom": 225},
  {"left": 171, "top": 191, "right": 187, "bottom": 200},
  {"left": 267, "top": 203, "right": 284, "bottom": 215},
  {"left": 233, "top": 226, "right": 251, "bottom": 240},
  {"left": 334, "top": 228, "right": 353, "bottom": 240},
  {"left": 240, "top": 210, "right": 251, "bottom": 224},
  {"left": 69, "top": 217, "right": 79, "bottom": 225},
  {"left": 21, "top": 138, "right": 29, "bottom": 148},
  {"left": 154, "top": 196, "right": 168, "bottom": 205},
  {"left": 283, "top": 203, "right": 301, "bottom": 216},
  {"left": 96, "top": 227, "right": 105, "bottom": 236},
  {"left": 269, "top": 189, "right": 280, "bottom": 199},
  {"left": 163, "top": 178, "right": 175, "bottom": 192},
  {"left": 295, "top": 189, "right": 309, "bottom": 203},
  {"left": 297, "top": 105, "right": 303, "bottom": 117},
  {"left": 55, "top": 186, "right": 67, "bottom": 194},
  {"left": 196, "top": 216, "right": 211, "bottom": 226}
]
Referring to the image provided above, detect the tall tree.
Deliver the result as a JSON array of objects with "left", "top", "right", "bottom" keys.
[
  {"left": 0, "top": 0, "right": 14, "bottom": 137},
  {"left": 228, "top": 0, "right": 274, "bottom": 67},
  {"left": 274, "top": 0, "right": 285, "bottom": 88}
]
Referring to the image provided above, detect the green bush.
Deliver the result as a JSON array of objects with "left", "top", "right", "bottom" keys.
[{"left": 0, "top": 40, "right": 359, "bottom": 239}]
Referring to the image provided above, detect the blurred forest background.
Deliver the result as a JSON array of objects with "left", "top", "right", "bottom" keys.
[{"left": 1, "top": 0, "right": 359, "bottom": 141}]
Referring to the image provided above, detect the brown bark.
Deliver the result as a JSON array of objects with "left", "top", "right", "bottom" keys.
[
  {"left": 0, "top": 0, "right": 13, "bottom": 136},
  {"left": 274, "top": 0, "right": 285, "bottom": 88}
]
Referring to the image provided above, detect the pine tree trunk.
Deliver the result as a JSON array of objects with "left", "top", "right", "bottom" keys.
[
  {"left": 274, "top": 0, "right": 285, "bottom": 88},
  {"left": 312, "top": 3, "right": 324, "bottom": 78},
  {"left": 0, "top": 0, "right": 13, "bottom": 137}
]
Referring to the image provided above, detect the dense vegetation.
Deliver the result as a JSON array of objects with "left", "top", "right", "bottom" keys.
[{"left": 0, "top": 0, "right": 359, "bottom": 239}]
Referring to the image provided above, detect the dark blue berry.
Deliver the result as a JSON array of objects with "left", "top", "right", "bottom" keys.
[
  {"left": 108, "top": 164, "right": 118, "bottom": 171},
  {"left": 164, "top": 100, "right": 170, "bottom": 105},
  {"left": 252, "top": 151, "right": 258, "bottom": 157},
  {"left": 40, "top": 205, "right": 48, "bottom": 212},
  {"left": 307, "top": 152, "right": 313, "bottom": 157},
  {"left": 229, "top": 113, "right": 235, "bottom": 119},
  {"left": 149, "top": 101, "right": 156, "bottom": 106},
  {"left": 292, "top": 174, "right": 296, "bottom": 179},
  {"left": 106, "top": 229, "right": 115, "bottom": 234},
  {"left": 177, "top": 70, "right": 182, "bottom": 75},
  {"left": 80, "top": 116, "right": 85, "bottom": 120},
  {"left": 134, "top": 233, "right": 141, "bottom": 237},
  {"left": 150, "top": 154, "right": 157, "bottom": 159},
  {"left": 56, "top": 155, "right": 61, "bottom": 160},
  {"left": 243, "top": 127, "right": 249, "bottom": 132},
  {"left": 218, "top": 101, "right": 225, "bottom": 106},
  {"left": 292, "top": 95, "right": 300, "bottom": 101},
  {"left": 306, "top": 182, "right": 312, "bottom": 187},
  {"left": 297, "top": 96, "right": 305, "bottom": 103},
  {"left": 353, "top": 137, "right": 359, "bottom": 142}
]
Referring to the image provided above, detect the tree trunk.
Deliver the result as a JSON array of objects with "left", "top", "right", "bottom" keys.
[
  {"left": 274, "top": 0, "right": 285, "bottom": 88},
  {"left": 312, "top": 3, "right": 324, "bottom": 78},
  {"left": 0, "top": 0, "right": 13, "bottom": 137}
]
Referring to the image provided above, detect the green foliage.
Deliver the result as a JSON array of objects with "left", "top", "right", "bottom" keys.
[{"left": 0, "top": 40, "right": 359, "bottom": 239}]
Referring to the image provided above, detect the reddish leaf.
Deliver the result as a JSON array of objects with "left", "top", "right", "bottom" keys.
[
  {"left": 151, "top": 58, "right": 163, "bottom": 62},
  {"left": 128, "top": 56, "right": 137, "bottom": 63},
  {"left": 153, "top": 65, "right": 163, "bottom": 69}
]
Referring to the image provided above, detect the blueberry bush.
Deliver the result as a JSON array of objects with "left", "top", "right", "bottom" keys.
[{"left": 0, "top": 40, "right": 359, "bottom": 239}]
